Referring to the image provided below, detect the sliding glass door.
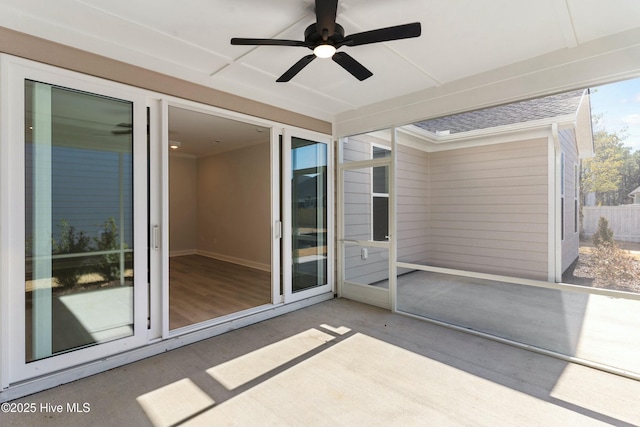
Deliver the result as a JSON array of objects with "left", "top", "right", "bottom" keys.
[
  {"left": 3, "top": 58, "right": 148, "bottom": 382},
  {"left": 158, "top": 103, "right": 274, "bottom": 333},
  {"left": 283, "top": 131, "right": 333, "bottom": 301},
  {"left": 25, "top": 80, "right": 136, "bottom": 361}
]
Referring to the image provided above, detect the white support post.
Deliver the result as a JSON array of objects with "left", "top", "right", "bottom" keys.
[
  {"left": 389, "top": 127, "right": 398, "bottom": 312},
  {"left": 551, "top": 123, "right": 562, "bottom": 282}
]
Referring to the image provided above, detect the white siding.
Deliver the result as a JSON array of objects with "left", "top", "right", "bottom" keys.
[
  {"left": 342, "top": 134, "right": 390, "bottom": 285},
  {"left": 397, "top": 144, "right": 429, "bottom": 265},
  {"left": 343, "top": 134, "right": 552, "bottom": 282},
  {"left": 560, "top": 128, "right": 580, "bottom": 273},
  {"left": 427, "top": 139, "right": 549, "bottom": 280}
]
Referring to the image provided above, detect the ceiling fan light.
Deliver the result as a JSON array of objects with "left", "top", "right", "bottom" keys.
[
  {"left": 169, "top": 140, "right": 182, "bottom": 149},
  {"left": 313, "top": 44, "right": 336, "bottom": 59}
]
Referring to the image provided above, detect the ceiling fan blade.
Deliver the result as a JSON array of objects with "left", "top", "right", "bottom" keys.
[
  {"left": 332, "top": 52, "right": 373, "bottom": 81},
  {"left": 338, "top": 22, "right": 421, "bottom": 47},
  {"left": 315, "top": 0, "right": 338, "bottom": 40},
  {"left": 277, "top": 54, "right": 317, "bottom": 82},
  {"left": 231, "top": 38, "right": 308, "bottom": 47}
]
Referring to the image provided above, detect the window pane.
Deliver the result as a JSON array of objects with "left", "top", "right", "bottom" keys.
[
  {"left": 373, "top": 197, "right": 389, "bottom": 241},
  {"left": 372, "top": 146, "right": 391, "bottom": 159},
  {"left": 373, "top": 166, "right": 388, "bottom": 194},
  {"left": 25, "top": 80, "right": 134, "bottom": 362}
]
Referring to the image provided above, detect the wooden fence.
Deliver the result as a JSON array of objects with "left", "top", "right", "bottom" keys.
[{"left": 582, "top": 205, "right": 640, "bottom": 243}]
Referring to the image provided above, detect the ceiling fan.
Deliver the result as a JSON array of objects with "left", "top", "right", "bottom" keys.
[{"left": 230, "top": 0, "right": 421, "bottom": 82}]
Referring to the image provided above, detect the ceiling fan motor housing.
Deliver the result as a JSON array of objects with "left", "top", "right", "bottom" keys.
[{"left": 304, "top": 23, "right": 345, "bottom": 49}]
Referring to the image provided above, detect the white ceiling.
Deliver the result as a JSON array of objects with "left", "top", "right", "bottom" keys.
[
  {"left": 168, "top": 106, "right": 269, "bottom": 157},
  {"left": 2, "top": 0, "right": 640, "bottom": 123}
]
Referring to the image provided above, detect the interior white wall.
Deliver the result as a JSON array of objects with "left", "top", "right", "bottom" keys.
[
  {"left": 167, "top": 142, "right": 271, "bottom": 270},
  {"left": 196, "top": 142, "right": 271, "bottom": 271},
  {"left": 168, "top": 155, "right": 198, "bottom": 255}
]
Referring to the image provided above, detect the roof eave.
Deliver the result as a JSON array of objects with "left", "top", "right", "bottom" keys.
[{"left": 399, "top": 114, "right": 577, "bottom": 148}]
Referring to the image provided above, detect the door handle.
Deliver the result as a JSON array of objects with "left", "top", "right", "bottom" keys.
[
  {"left": 152, "top": 225, "right": 160, "bottom": 250},
  {"left": 275, "top": 220, "right": 282, "bottom": 239}
]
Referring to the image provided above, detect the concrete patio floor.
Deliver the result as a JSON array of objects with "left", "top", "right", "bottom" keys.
[
  {"left": 2, "top": 298, "right": 639, "bottom": 427},
  {"left": 396, "top": 270, "right": 640, "bottom": 375}
]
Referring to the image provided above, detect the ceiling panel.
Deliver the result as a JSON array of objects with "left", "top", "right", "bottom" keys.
[
  {"left": 350, "top": 0, "right": 570, "bottom": 84},
  {"left": 168, "top": 105, "right": 270, "bottom": 158},
  {"left": 77, "top": 0, "right": 315, "bottom": 60},
  {"left": 1, "top": 0, "right": 639, "bottom": 123},
  {"left": 568, "top": 0, "right": 640, "bottom": 43}
]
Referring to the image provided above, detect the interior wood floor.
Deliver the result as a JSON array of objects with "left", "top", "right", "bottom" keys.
[{"left": 169, "top": 255, "right": 271, "bottom": 330}]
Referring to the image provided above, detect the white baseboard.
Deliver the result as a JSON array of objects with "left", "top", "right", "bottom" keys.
[
  {"left": 169, "top": 249, "right": 270, "bottom": 272},
  {"left": 196, "top": 249, "right": 271, "bottom": 272},
  {"left": 169, "top": 249, "right": 197, "bottom": 257}
]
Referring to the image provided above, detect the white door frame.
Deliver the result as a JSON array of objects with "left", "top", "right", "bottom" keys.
[
  {"left": 336, "top": 129, "right": 397, "bottom": 311},
  {"left": 149, "top": 98, "right": 329, "bottom": 337},
  {"left": 282, "top": 128, "right": 334, "bottom": 303}
]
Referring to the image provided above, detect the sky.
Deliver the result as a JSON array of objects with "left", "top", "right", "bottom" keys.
[{"left": 589, "top": 78, "right": 640, "bottom": 153}]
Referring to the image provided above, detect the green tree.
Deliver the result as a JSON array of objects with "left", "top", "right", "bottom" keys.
[
  {"left": 53, "top": 219, "right": 92, "bottom": 288},
  {"left": 621, "top": 150, "right": 640, "bottom": 201},
  {"left": 93, "top": 217, "right": 121, "bottom": 283},
  {"left": 592, "top": 216, "right": 614, "bottom": 247},
  {"left": 581, "top": 114, "right": 633, "bottom": 205}
]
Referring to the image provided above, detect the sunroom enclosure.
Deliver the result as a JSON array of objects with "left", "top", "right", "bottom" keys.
[{"left": 338, "top": 88, "right": 640, "bottom": 380}]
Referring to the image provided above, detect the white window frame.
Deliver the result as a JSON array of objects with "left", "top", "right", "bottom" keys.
[{"left": 370, "top": 143, "right": 391, "bottom": 241}]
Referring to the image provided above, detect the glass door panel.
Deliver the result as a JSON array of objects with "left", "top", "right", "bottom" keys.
[
  {"left": 164, "top": 105, "right": 273, "bottom": 332},
  {"left": 25, "top": 80, "right": 135, "bottom": 361},
  {"left": 283, "top": 131, "right": 332, "bottom": 302},
  {"left": 291, "top": 137, "right": 328, "bottom": 292}
]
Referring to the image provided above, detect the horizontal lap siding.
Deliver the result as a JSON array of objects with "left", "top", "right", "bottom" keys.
[
  {"left": 560, "top": 129, "right": 580, "bottom": 272},
  {"left": 342, "top": 135, "right": 551, "bottom": 282},
  {"left": 427, "top": 138, "right": 549, "bottom": 280},
  {"left": 397, "top": 145, "right": 429, "bottom": 265},
  {"left": 343, "top": 135, "right": 390, "bottom": 285}
]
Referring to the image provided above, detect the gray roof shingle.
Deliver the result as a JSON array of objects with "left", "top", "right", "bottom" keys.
[{"left": 414, "top": 89, "right": 588, "bottom": 135}]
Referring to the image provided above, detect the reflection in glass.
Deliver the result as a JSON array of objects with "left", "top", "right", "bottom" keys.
[
  {"left": 291, "top": 137, "right": 327, "bottom": 292},
  {"left": 25, "top": 80, "right": 134, "bottom": 362}
]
